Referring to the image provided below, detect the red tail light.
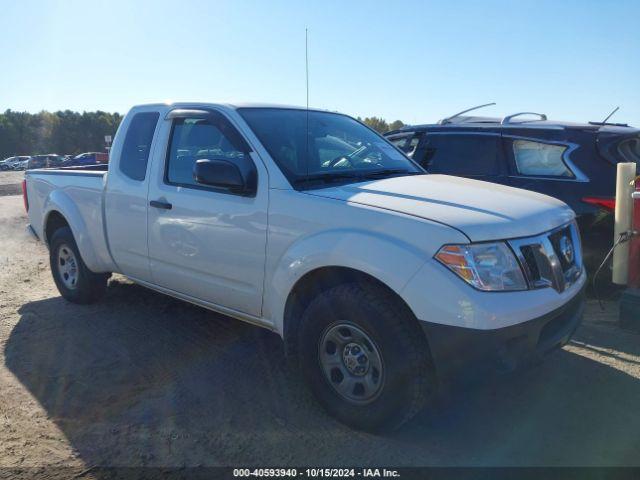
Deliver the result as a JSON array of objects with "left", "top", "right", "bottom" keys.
[
  {"left": 582, "top": 196, "right": 615, "bottom": 212},
  {"left": 21, "top": 179, "right": 29, "bottom": 212}
]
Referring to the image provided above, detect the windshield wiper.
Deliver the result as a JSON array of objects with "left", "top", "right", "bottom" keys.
[
  {"left": 359, "top": 168, "right": 422, "bottom": 179},
  {"left": 294, "top": 172, "right": 365, "bottom": 185},
  {"left": 294, "top": 169, "right": 422, "bottom": 187}
]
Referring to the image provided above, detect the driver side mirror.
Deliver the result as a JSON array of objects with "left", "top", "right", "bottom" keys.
[{"left": 193, "top": 159, "right": 255, "bottom": 196}]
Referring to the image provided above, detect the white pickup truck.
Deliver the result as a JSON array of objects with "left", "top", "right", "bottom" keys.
[{"left": 25, "top": 102, "right": 586, "bottom": 431}]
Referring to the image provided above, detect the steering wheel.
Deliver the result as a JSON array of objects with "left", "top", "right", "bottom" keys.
[{"left": 327, "top": 154, "right": 354, "bottom": 168}]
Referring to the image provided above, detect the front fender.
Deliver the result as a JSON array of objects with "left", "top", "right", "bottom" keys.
[
  {"left": 42, "top": 190, "right": 112, "bottom": 272},
  {"left": 264, "top": 228, "right": 430, "bottom": 336}
]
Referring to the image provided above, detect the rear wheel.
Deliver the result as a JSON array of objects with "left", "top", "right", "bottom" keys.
[
  {"left": 49, "top": 226, "right": 108, "bottom": 304},
  {"left": 298, "top": 281, "right": 433, "bottom": 432}
]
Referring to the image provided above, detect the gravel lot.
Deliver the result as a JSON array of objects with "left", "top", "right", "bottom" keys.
[
  {"left": 0, "top": 171, "right": 24, "bottom": 185},
  {"left": 1, "top": 193, "right": 640, "bottom": 474},
  {"left": 0, "top": 171, "right": 24, "bottom": 196}
]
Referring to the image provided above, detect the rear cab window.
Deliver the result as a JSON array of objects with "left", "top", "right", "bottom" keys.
[{"left": 120, "top": 111, "right": 160, "bottom": 181}]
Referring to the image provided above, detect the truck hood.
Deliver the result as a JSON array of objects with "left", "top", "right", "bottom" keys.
[{"left": 305, "top": 174, "right": 575, "bottom": 242}]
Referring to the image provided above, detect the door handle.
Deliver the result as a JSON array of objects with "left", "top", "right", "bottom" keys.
[{"left": 150, "top": 200, "right": 172, "bottom": 210}]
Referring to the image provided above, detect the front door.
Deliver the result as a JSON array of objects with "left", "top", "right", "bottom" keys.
[{"left": 146, "top": 109, "right": 268, "bottom": 317}]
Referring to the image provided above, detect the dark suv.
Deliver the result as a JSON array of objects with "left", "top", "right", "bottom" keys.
[
  {"left": 27, "top": 154, "right": 65, "bottom": 170},
  {"left": 385, "top": 112, "right": 640, "bottom": 272}
]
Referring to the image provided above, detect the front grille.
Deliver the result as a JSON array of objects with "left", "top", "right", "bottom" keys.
[
  {"left": 520, "top": 245, "right": 542, "bottom": 283},
  {"left": 509, "top": 221, "right": 583, "bottom": 293},
  {"left": 549, "top": 226, "right": 575, "bottom": 271}
]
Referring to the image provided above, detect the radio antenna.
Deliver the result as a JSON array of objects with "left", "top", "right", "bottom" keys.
[
  {"left": 601, "top": 106, "right": 619, "bottom": 125},
  {"left": 305, "top": 28, "right": 309, "bottom": 110},
  {"left": 305, "top": 28, "right": 310, "bottom": 180}
]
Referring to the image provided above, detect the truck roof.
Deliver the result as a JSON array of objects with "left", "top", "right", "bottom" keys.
[{"left": 131, "top": 101, "right": 333, "bottom": 114}]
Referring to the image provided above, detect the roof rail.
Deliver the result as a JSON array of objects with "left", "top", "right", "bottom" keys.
[
  {"left": 439, "top": 102, "right": 496, "bottom": 125},
  {"left": 501, "top": 112, "right": 547, "bottom": 124}
]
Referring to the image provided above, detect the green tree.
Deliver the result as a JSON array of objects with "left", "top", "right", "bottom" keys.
[
  {"left": 0, "top": 110, "right": 122, "bottom": 158},
  {"left": 356, "top": 116, "right": 406, "bottom": 134},
  {"left": 362, "top": 117, "right": 389, "bottom": 134},
  {"left": 388, "top": 120, "right": 405, "bottom": 131}
]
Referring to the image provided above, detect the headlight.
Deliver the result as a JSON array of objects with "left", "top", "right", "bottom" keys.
[{"left": 435, "top": 242, "right": 527, "bottom": 291}]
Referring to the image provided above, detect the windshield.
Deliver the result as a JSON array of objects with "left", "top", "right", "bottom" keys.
[{"left": 238, "top": 108, "right": 422, "bottom": 187}]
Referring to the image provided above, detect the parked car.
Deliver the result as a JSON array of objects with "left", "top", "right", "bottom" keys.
[
  {"left": 24, "top": 102, "right": 585, "bottom": 431},
  {"left": 27, "top": 154, "right": 65, "bottom": 170},
  {"left": 385, "top": 108, "right": 640, "bottom": 273},
  {"left": 0, "top": 157, "right": 11, "bottom": 170},
  {"left": 63, "top": 152, "right": 109, "bottom": 167},
  {"left": 0, "top": 156, "right": 30, "bottom": 170},
  {"left": 13, "top": 157, "right": 31, "bottom": 170}
]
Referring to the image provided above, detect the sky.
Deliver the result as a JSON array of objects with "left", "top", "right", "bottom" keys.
[{"left": 1, "top": 0, "right": 639, "bottom": 126}]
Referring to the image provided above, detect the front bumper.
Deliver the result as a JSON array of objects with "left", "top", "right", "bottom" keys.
[{"left": 420, "top": 287, "right": 585, "bottom": 380}]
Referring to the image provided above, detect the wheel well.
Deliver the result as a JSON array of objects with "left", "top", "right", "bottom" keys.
[
  {"left": 45, "top": 211, "right": 69, "bottom": 246},
  {"left": 283, "top": 266, "right": 426, "bottom": 358}
]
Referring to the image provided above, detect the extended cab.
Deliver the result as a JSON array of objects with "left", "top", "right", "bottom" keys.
[{"left": 25, "top": 103, "right": 586, "bottom": 431}]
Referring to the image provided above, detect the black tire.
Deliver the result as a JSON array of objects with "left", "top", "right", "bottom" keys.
[
  {"left": 49, "top": 226, "right": 108, "bottom": 304},
  {"left": 298, "top": 281, "right": 433, "bottom": 432}
]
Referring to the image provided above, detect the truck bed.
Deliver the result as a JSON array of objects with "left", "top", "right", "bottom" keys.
[{"left": 25, "top": 167, "right": 115, "bottom": 273}]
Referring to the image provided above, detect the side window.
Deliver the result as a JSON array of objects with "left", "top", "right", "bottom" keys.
[
  {"left": 425, "top": 134, "right": 499, "bottom": 176},
  {"left": 388, "top": 133, "right": 421, "bottom": 158},
  {"left": 513, "top": 140, "right": 573, "bottom": 177},
  {"left": 407, "top": 136, "right": 420, "bottom": 156},
  {"left": 166, "top": 115, "right": 251, "bottom": 189},
  {"left": 120, "top": 111, "right": 160, "bottom": 181},
  {"left": 388, "top": 134, "right": 410, "bottom": 150}
]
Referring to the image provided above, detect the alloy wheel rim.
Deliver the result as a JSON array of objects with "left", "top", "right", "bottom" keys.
[{"left": 57, "top": 244, "right": 79, "bottom": 290}]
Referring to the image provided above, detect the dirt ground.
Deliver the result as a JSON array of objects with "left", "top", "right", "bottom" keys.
[
  {"left": 0, "top": 172, "right": 24, "bottom": 197},
  {"left": 1, "top": 192, "right": 640, "bottom": 474}
]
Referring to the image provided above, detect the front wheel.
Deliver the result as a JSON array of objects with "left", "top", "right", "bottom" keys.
[
  {"left": 298, "top": 282, "right": 433, "bottom": 432},
  {"left": 49, "top": 226, "right": 108, "bottom": 304}
]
